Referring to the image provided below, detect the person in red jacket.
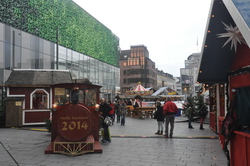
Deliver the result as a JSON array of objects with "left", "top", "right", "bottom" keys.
[
  {"left": 107, "top": 101, "right": 115, "bottom": 125},
  {"left": 163, "top": 97, "right": 178, "bottom": 138}
]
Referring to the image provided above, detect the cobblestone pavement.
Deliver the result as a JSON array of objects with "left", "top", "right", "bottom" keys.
[{"left": 0, "top": 115, "right": 228, "bottom": 166}]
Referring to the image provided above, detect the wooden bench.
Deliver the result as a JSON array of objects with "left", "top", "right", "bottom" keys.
[
  {"left": 135, "top": 106, "right": 156, "bottom": 119},
  {"left": 126, "top": 105, "right": 134, "bottom": 116}
]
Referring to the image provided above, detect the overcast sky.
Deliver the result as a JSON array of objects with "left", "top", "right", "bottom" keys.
[{"left": 72, "top": 0, "right": 212, "bottom": 77}]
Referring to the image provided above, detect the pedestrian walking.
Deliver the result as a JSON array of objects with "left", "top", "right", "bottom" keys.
[
  {"left": 119, "top": 100, "right": 127, "bottom": 126},
  {"left": 187, "top": 106, "right": 195, "bottom": 129},
  {"left": 199, "top": 104, "right": 208, "bottom": 130},
  {"left": 163, "top": 97, "right": 178, "bottom": 138},
  {"left": 107, "top": 101, "right": 115, "bottom": 125},
  {"left": 154, "top": 101, "right": 164, "bottom": 135},
  {"left": 115, "top": 101, "right": 121, "bottom": 123},
  {"left": 99, "top": 98, "right": 112, "bottom": 143}
]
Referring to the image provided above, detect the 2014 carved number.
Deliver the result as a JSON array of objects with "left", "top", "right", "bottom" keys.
[{"left": 61, "top": 121, "right": 88, "bottom": 131}]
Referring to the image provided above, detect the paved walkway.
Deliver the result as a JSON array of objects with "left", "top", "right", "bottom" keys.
[{"left": 0, "top": 115, "right": 228, "bottom": 166}]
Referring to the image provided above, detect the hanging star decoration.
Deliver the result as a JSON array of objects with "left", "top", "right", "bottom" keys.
[{"left": 217, "top": 22, "right": 246, "bottom": 52}]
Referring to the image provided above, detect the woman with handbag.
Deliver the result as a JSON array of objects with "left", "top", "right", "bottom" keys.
[{"left": 99, "top": 98, "right": 112, "bottom": 143}]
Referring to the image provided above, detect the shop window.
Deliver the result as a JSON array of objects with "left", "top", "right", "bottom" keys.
[
  {"left": 78, "top": 90, "right": 84, "bottom": 104},
  {"left": 54, "top": 88, "right": 70, "bottom": 106},
  {"left": 85, "top": 89, "right": 96, "bottom": 106},
  {"left": 31, "top": 89, "right": 49, "bottom": 109},
  {"left": 53, "top": 88, "right": 96, "bottom": 106},
  {"left": 236, "top": 87, "right": 250, "bottom": 127}
]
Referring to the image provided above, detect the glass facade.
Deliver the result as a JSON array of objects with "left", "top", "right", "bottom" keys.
[
  {"left": 0, "top": 23, "right": 120, "bottom": 100},
  {"left": 0, "top": 0, "right": 119, "bottom": 67}
]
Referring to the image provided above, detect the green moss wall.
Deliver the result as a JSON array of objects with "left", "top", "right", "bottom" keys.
[{"left": 0, "top": 0, "right": 119, "bottom": 66}]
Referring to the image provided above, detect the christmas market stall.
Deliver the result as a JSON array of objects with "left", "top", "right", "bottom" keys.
[
  {"left": 4, "top": 69, "right": 72, "bottom": 127},
  {"left": 197, "top": 1, "right": 250, "bottom": 165}
]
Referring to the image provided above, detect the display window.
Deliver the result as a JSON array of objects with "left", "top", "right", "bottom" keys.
[{"left": 31, "top": 89, "right": 49, "bottom": 109}]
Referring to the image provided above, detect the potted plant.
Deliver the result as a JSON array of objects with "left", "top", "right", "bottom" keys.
[{"left": 44, "top": 118, "right": 52, "bottom": 133}]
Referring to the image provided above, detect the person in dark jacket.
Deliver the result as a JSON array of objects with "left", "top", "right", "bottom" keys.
[
  {"left": 154, "top": 101, "right": 165, "bottom": 135},
  {"left": 187, "top": 105, "right": 195, "bottom": 129},
  {"left": 115, "top": 101, "right": 121, "bottom": 123},
  {"left": 199, "top": 104, "right": 208, "bottom": 130},
  {"left": 99, "top": 98, "right": 112, "bottom": 143},
  {"left": 133, "top": 99, "right": 139, "bottom": 117},
  {"left": 119, "top": 100, "right": 127, "bottom": 126}
]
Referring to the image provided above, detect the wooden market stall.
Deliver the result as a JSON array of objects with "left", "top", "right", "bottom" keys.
[
  {"left": 197, "top": 1, "right": 250, "bottom": 165},
  {"left": 4, "top": 69, "right": 73, "bottom": 127}
]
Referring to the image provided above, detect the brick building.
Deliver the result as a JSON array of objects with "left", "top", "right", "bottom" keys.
[{"left": 120, "top": 45, "right": 157, "bottom": 93}]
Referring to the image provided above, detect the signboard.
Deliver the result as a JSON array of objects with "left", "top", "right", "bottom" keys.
[
  {"left": 57, "top": 105, "right": 92, "bottom": 141},
  {"left": 15, "top": 101, "right": 22, "bottom": 106}
]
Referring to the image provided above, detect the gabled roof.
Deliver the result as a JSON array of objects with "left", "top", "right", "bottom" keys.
[
  {"left": 5, "top": 69, "right": 73, "bottom": 86},
  {"left": 133, "top": 83, "right": 147, "bottom": 92},
  {"left": 197, "top": 0, "right": 250, "bottom": 84}
]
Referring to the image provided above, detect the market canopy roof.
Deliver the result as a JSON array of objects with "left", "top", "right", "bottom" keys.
[
  {"left": 152, "top": 87, "right": 177, "bottom": 96},
  {"left": 132, "top": 83, "right": 147, "bottom": 92},
  {"left": 197, "top": 0, "right": 250, "bottom": 84}
]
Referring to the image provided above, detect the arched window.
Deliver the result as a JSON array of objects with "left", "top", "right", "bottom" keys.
[{"left": 31, "top": 89, "right": 49, "bottom": 109}]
